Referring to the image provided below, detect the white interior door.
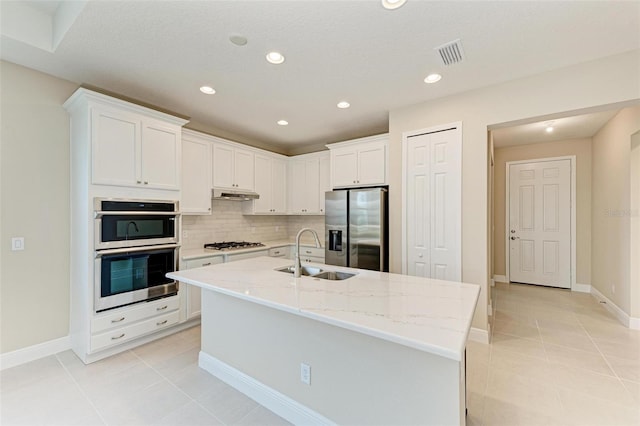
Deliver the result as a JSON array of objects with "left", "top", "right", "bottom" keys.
[
  {"left": 406, "top": 128, "right": 461, "bottom": 281},
  {"left": 508, "top": 159, "right": 571, "bottom": 288}
]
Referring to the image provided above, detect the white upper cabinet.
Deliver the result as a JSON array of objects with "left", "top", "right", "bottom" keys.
[
  {"left": 245, "top": 154, "right": 287, "bottom": 214},
  {"left": 319, "top": 154, "right": 330, "bottom": 214},
  {"left": 88, "top": 100, "right": 185, "bottom": 191},
  {"left": 181, "top": 131, "right": 212, "bottom": 214},
  {"left": 327, "top": 134, "right": 388, "bottom": 188},
  {"left": 288, "top": 151, "right": 329, "bottom": 215},
  {"left": 212, "top": 142, "right": 255, "bottom": 191}
]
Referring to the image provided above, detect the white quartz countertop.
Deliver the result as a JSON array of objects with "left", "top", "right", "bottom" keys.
[{"left": 167, "top": 256, "right": 480, "bottom": 361}]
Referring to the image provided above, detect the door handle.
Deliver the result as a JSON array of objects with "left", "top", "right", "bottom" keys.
[{"left": 510, "top": 236, "right": 520, "bottom": 240}]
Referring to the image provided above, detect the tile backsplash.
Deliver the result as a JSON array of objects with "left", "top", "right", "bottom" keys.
[{"left": 181, "top": 201, "right": 325, "bottom": 250}]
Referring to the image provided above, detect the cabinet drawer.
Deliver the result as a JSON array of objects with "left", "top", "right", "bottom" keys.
[
  {"left": 90, "top": 310, "right": 180, "bottom": 352},
  {"left": 268, "top": 246, "right": 290, "bottom": 258},
  {"left": 184, "top": 255, "right": 224, "bottom": 269},
  {"left": 301, "top": 255, "right": 325, "bottom": 264},
  {"left": 91, "top": 297, "right": 179, "bottom": 334},
  {"left": 297, "top": 246, "right": 324, "bottom": 258},
  {"left": 225, "top": 249, "right": 268, "bottom": 262}
]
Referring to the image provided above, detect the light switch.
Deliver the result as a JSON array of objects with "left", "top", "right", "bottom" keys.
[{"left": 11, "top": 237, "right": 25, "bottom": 251}]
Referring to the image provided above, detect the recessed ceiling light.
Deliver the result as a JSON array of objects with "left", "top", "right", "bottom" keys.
[
  {"left": 382, "top": 0, "right": 407, "bottom": 10},
  {"left": 266, "top": 51, "right": 285, "bottom": 64},
  {"left": 277, "top": 120, "right": 289, "bottom": 126},
  {"left": 229, "top": 34, "right": 248, "bottom": 46},
  {"left": 424, "top": 73, "right": 442, "bottom": 84},
  {"left": 545, "top": 121, "right": 555, "bottom": 133},
  {"left": 337, "top": 101, "right": 350, "bottom": 109},
  {"left": 199, "top": 86, "right": 216, "bottom": 94}
]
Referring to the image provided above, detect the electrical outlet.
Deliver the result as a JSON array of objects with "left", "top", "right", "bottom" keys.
[
  {"left": 183, "top": 230, "right": 189, "bottom": 239},
  {"left": 300, "top": 363, "right": 311, "bottom": 385},
  {"left": 11, "top": 237, "right": 25, "bottom": 251}
]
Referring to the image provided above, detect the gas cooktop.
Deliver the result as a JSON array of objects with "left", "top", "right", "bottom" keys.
[{"left": 204, "top": 241, "right": 265, "bottom": 251}]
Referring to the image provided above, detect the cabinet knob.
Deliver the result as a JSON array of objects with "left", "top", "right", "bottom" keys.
[
  {"left": 144, "top": 181, "right": 149, "bottom": 185},
  {"left": 137, "top": 180, "right": 142, "bottom": 184}
]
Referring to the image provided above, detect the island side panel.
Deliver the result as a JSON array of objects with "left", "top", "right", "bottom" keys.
[{"left": 200, "top": 290, "right": 465, "bottom": 426}]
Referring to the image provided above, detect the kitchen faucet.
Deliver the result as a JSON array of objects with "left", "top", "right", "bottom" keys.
[{"left": 295, "top": 228, "right": 321, "bottom": 278}]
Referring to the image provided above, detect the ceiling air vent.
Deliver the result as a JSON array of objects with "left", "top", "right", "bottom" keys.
[{"left": 435, "top": 39, "right": 465, "bottom": 66}]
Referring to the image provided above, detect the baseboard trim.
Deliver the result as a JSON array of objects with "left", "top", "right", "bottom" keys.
[
  {"left": 590, "top": 287, "right": 640, "bottom": 330},
  {"left": 468, "top": 327, "right": 489, "bottom": 344},
  {"left": 0, "top": 335, "right": 71, "bottom": 371},
  {"left": 199, "top": 351, "right": 334, "bottom": 425},
  {"left": 572, "top": 282, "right": 591, "bottom": 293},
  {"left": 493, "top": 275, "right": 507, "bottom": 283}
]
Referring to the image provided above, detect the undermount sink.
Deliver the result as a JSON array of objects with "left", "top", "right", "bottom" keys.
[
  {"left": 275, "top": 265, "right": 356, "bottom": 281},
  {"left": 311, "top": 271, "right": 357, "bottom": 281},
  {"left": 276, "top": 265, "right": 324, "bottom": 276}
]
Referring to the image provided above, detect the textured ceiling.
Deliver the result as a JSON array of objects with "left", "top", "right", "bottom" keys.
[{"left": 1, "top": 1, "right": 639, "bottom": 154}]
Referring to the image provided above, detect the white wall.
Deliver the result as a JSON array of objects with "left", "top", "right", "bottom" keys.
[
  {"left": 389, "top": 50, "right": 640, "bottom": 331},
  {"left": 591, "top": 106, "right": 640, "bottom": 315},
  {"left": 0, "top": 61, "right": 78, "bottom": 353}
]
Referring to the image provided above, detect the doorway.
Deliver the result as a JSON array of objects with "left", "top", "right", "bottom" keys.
[{"left": 506, "top": 158, "right": 574, "bottom": 288}]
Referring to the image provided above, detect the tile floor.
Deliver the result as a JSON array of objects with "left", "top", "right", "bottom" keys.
[
  {"left": 467, "top": 282, "right": 640, "bottom": 426},
  {"left": 1, "top": 282, "right": 639, "bottom": 425}
]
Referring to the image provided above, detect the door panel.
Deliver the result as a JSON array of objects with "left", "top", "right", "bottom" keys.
[
  {"left": 406, "top": 128, "right": 461, "bottom": 281},
  {"left": 509, "top": 160, "right": 570, "bottom": 288}
]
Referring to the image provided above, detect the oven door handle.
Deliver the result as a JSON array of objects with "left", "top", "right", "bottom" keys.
[
  {"left": 95, "top": 244, "right": 180, "bottom": 258},
  {"left": 94, "top": 211, "right": 180, "bottom": 219}
]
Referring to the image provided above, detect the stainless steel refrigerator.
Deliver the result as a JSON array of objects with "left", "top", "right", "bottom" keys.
[{"left": 325, "top": 187, "right": 388, "bottom": 272}]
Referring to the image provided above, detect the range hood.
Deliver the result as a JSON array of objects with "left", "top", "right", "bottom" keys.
[{"left": 212, "top": 188, "right": 259, "bottom": 201}]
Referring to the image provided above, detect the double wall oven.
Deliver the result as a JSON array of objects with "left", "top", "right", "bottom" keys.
[{"left": 94, "top": 198, "right": 179, "bottom": 312}]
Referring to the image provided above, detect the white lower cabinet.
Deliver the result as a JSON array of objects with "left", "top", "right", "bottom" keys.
[
  {"left": 91, "top": 310, "right": 180, "bottom": 352},
  {"left": 182, "top": 255, "right": 224, "bottom": 320},
  {"left": 89, "top": 297, "right": 181, "bottom": 352},
  {"left": 268, "top": 246, "right": 290, "bottom": 258},
  {"left": 294, "top": 246, "right": 325, "bottom": 263}
]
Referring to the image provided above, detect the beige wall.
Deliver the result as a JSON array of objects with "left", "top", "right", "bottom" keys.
[
  {"left": 631, "top": 132, "right": 640, "bottom": 317},
  {"left": 591, "top": 106, "right": 640, "bottom": 315},
  {"left": 389, "top": 50, "right": 640, "bottom": 331},
  {"left": 1, "top": 61, "right": 78, "bottom": 353},
  {"left": 492, "top": 138, "right": 592, "bottom": 285}
]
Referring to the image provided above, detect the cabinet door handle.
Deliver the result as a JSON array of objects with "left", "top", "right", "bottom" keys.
[
  {"left": 202, "top": 262, "right": 212, "bottom": 266},
  {"left": 111, "top": 317, "right": 126, "bottom": 323},
  {"left": 274, "top": 251, "right": 280, "bottom": 255},
  {"left": 111, "top": 333, "right": 125, "bottom": 340},
  {"left": 305, "top": 250, "right": 312, "bottom": 254},
  {"left": 156, "top": 320, "right": 168, "bottom": 326},
  {"left": 156, "top": 305, "right": 168, "bottom": 311}
]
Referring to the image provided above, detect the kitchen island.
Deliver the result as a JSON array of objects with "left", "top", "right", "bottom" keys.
[{"left": 167, "top": 256, "right": 480, "bottom": 425}]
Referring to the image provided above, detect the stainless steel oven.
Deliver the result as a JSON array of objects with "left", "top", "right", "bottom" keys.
[
  {"left": 94, "top": 244, "right": 179, "bottom": 312},
  {"left": 94, "top": 198, "right": 179, "bottom": 250},
  {"left": 94, "top": 198, "right": 180, "bottom": 312}
]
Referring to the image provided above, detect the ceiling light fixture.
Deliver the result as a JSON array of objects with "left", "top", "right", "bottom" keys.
[
  {"left": 277, "top": 120, "right": 289, "bottom": 126},
  {"left": 424, "top": 73, "right": 442, "bottom": 84},
  {"left": 545, "top": 121, "right": 555, "bottom": 133},
  {"left": 199, "top": 86, "right": 216, "bottom": 94},
  {"left": 266, "top": 51, "right": 285, "bottom": 64},
  {"left": 337, "top": 101, "right": 350, "bottom": 109},
  {"left": 229, "top": 34, "right": 248, "bottom": 46},
  {"left": 382, "top": 0, "right": 407, "bottom": 10}
]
